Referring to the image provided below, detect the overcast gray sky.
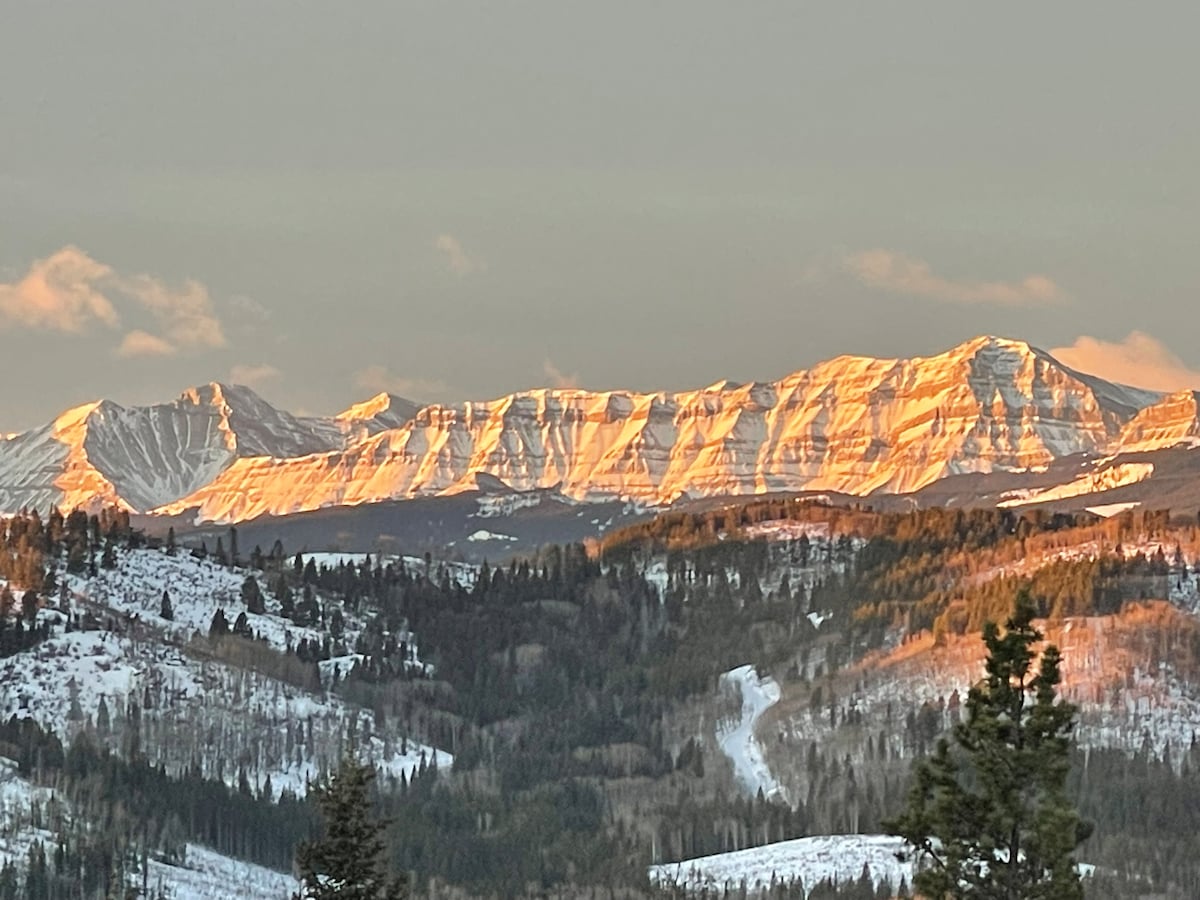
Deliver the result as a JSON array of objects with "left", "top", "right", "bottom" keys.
[{"left": 2, "top": 2, "right": 1198, "bottom": 429}]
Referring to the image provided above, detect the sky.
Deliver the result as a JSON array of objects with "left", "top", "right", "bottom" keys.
[{"left": 2, "top": 2, "right": 1198, "bottom": 429}]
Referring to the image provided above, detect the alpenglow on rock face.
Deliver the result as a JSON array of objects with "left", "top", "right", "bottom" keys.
[{"left": 0, "top": 337, "right": 1189, "bottom": 523}]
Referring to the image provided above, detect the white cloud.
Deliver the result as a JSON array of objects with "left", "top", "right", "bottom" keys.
[
  {"left": 0, "top": 246, "right": 120, "bottom": 333},
  {"left": 229, "top": 363, "right": 282, "bottom": 388},
  {"left": 1051, "top": 332, "right": 1200, "bottom": 393},
  {"left": 434, "top": 233, "right": 484, "bottom": 276},
  {"left": 116, "top": 329, "right": 176, "bottom": 358},
  {"left": 542, "top": 359, "right": 579, "bottom": 389},
  {"left": 355, "top": 365, "right": 452, "bottom": 402},
  {"left": 845, "top": 249, "right": 1064, "bottom": 306},
  {"left": 0, "top": 246, "right": 228, "bottom": 356},
  {"left": 124, "top": 274, "right": 226, "bottom": 350}
]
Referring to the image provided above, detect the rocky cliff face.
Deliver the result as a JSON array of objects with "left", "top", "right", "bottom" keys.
[
  {"left": 1115, "top": 391, "right": 1200, "bottom": 454},
  {"left": 2, "top": 336, "right": 1194, "bottom": 523}
]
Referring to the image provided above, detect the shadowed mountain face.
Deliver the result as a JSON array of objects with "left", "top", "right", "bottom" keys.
[{"left": 2, "top": 336, "right": 1196, "bottom": 524}]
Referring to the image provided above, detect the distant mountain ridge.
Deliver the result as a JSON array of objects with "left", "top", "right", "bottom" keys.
[{"left": 2, "top": 336, "right": 1197, "bottom": 523}]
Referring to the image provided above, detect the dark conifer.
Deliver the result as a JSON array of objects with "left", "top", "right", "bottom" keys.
[
  {"left": 241, "top": 575, "right": 266, "bottom": 614},
  {"left": 209, "top": 608, "right": 230, "bottom": 638},
  {"left": 232, "top": 611, "right": 252, "bottom": 637},
  {"left": 886, "top": 591, "right": 1091, "bottom": 899},
  {"left": 294, "top": 756, "right": 408, "bottom": 899}
]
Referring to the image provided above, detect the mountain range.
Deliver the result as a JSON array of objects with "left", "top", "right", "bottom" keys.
[{"left": 3, "top": 335, "right": 1199, "bottom": 524}]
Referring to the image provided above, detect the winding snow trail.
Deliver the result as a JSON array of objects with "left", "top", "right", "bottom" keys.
[{"left": 718, "top": 665, "right": 784, "bottom": 800}]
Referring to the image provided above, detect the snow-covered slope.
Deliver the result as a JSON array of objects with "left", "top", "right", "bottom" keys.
[
  {"left": 1, "top": 548, "right": 450, "bottom": 798},
  {"left": 3, "top": 336, "right": 1191, "bottom": 522},
  {"left": 144, "top": 844, "right": 300, "bottom": 900},
  {"left": 996, "top": 462, "right": 1156, "bottom": 508},
  {"left": 649, "top": 834, "right": 914, "bottom": 897}
]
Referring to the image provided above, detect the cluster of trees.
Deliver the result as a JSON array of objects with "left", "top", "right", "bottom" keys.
[
  {"left": 0, "top": 505, "right": 144, "bottom": 660},
  {"left": 599, "top": 497, "right": 878, "bottom": 558}
]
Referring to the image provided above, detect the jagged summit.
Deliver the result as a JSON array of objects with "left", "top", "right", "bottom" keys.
[
  {"left": 0, "top": 337, "right": 1192, "bottom": 522},
  {"left": 335, "top": 392, "right": 421, "bottom": 437}
]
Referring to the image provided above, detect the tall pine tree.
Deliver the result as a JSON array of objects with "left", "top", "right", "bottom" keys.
[
  {"left": 295, "top": 756, "right": 408, "bottom": 900},
  {"left": 886, "top": 591, "right": 1091, "bottom": 899}
]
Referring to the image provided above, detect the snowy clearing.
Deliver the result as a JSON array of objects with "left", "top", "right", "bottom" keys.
[
  {"left": 146, "top": 844, "right": 299, "bottom": 900},
  {"left": 743, "top": 520, "right": 832, "bottom": 541},
  {"left": 302, "top": 551, "right": 479, "bottom": 590},
  {"left": 649, "top": 834, "right": 913, "bottom": 896},
  {"left": 1085, "top": 501, "right": 1142, "bottom": 517},
  {"left": 467, "top": 529, "right": 517, "bottom": 543}
]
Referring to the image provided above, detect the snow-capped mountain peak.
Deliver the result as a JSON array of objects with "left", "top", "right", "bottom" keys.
[
  {"left": 335, "top": 392, "right": 421, "bottom": 438},
  {"left": 0, "top": 337, "right": 1194, "bottom": 522}
]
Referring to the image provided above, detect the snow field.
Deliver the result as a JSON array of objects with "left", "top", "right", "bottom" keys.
[
  {"left": 145, "top": 844, "right": 299, "bottom": 899},
  {"left": 996, "top": 462, "right": 1154, "bottom": 508},
  {"left": 649, "top": 834, "right": 913, "bottom": 897}
]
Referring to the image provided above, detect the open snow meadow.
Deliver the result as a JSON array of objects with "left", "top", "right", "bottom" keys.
[{"left": 649, "top": 834, "right": 913, "bottom": 896}]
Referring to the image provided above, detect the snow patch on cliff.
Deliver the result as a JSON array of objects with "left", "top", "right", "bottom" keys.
[{"left": 997, "top": 463, "right": 1154, "bottom": 508}]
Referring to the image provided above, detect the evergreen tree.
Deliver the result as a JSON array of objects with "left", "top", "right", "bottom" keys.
[
  {"left": 209, "top": 608, "right": 230, "bottom": 638},
  {"left": 21, "top": 589, "right": 39, "bottom": 626},
  {"left": 159, "top": 589, "right": 173, "bottom": 620},
  {"left": 25, "top": 842, "right": 48, "bottom": 900},
  {"left": 0, "top": 860, "right": 15, "bottom": 900},
  {"left": 241, "top": 575, "right": 266, "bottom": 614},
  {"left": 276, "top": 574, "right": 296, "bottom": 619},
  {"left": 294, "top": 756, "right": 408, "bottom": 900},
  {"left": 886, "top": 592, "right": 1091, "bottom": 899},
  {"left": 233, "top": 611, "right": 252, "bottom": 637}
]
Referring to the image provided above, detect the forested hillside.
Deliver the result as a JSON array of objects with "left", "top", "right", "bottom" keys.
[{"left": 3, "top": 499, "right": 1200, "bottom": 896}]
